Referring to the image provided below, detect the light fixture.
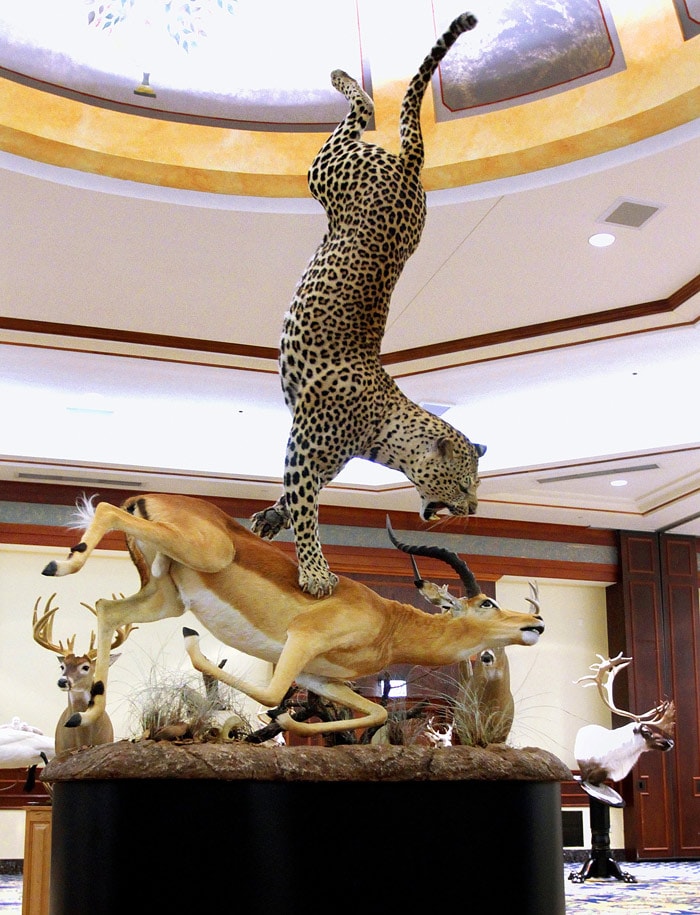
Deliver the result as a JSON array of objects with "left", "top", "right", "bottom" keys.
[
  {"left": 610, "top": 479, "right": 628, "bottom": 487},
  {"left": 134, "top": 72, "right": 157, "bottom": 97},
  {"left": 588, "top": 232, "right": 616, "bottom": 248}
]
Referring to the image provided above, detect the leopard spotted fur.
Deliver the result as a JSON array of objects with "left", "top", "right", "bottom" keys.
[{"left": 251, "top": 12, "right": 485, "bottom": 597}]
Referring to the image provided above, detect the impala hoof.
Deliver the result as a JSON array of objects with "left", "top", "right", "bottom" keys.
[
  {"left": 42, "top": 561, "right": 58, "bottom": 576},
  {"left": 65, "top": 713, "right": 82, "bottom": 728}
]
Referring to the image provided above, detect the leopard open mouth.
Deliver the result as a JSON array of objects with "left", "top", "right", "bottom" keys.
[{"left": 421, "top": 501, "right": 471, "bottom": 521}]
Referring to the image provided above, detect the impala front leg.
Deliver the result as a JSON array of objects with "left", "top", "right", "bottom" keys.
[
  {"left": 65, "top": 574, "right": 185, "bottom": 729},
  {"left": 183, "top": 628, "right": 300, "bottom": 710}
]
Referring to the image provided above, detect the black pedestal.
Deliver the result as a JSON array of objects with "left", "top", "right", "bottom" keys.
[
  {"left": 50, "top": 778, "right": 566, "bottom": 914},
  {"left": 569, "top": 795, "right": 637, "bottom": 883}
]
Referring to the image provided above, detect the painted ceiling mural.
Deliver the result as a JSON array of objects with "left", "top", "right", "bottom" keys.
[
  {"left": 674, "top": 0, "right": 700, "bottom": 39},
  {"left": 0, "top": 0, "right": 650, "bottom": 130},
  {"left": 432, "top": 0, "right": 624, "bottom": 118},
  {"left": 0, "top": 0, "right": 696, "bottom": 196}
]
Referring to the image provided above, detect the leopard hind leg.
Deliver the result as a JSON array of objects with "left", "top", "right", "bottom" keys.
[{"left": 329, "top": 69, "right": 373, "bottom": 141}]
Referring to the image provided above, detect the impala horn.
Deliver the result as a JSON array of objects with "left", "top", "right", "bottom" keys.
[{"left": 385, "top": 516, "right": 480, "bottom": 598}]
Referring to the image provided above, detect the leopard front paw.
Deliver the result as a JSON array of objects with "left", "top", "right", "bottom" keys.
[
  {"left": 299, "top": 567, "right": 339, "bottom": 598},
  {"left": 250, "top": 505, "right": 290, "bottom": 540}
]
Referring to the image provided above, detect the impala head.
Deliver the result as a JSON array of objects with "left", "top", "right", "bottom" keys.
[
  {"left": 385, "top": 517, "right": 544, "bottom": 648},
  {"left": 410, "top": 431, "right": 486, "bottom": 520}
]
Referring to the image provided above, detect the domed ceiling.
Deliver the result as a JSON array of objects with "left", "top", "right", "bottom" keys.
[
  {"left": 0, "top": 0, "right": 698, "bottom": 195},
  {"left": 0, "top": 0, "right": 699, "bottom": 536}
]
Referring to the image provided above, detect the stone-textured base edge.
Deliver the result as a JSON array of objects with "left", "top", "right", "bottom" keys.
[{"left": 42, "top": 739, "right": 572, "bottom": 783}]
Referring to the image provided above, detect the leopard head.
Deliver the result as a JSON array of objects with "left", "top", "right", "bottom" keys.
[{"left": 410, "top": 433, "right": 486, "bottom": 521}]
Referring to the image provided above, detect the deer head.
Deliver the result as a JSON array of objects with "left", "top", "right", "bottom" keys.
[{"left": 32, "top": 594, "right": 136, "bottom": 751}]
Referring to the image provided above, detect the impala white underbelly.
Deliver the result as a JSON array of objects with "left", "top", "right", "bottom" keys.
[{"left": 174, "top": 576, "right": 284, "bottom": 664}]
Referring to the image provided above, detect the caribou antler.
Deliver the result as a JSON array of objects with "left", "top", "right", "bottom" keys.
[
  {"left": 575, "top": 652, "right": 670, "bottom": 723},
  {"left": 385, "top": 516, "right": 479, "bottom": 597}
]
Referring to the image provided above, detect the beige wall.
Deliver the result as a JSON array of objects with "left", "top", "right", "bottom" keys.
[{"left": 0, "top": 542, "right": 621, "bottom": 856}]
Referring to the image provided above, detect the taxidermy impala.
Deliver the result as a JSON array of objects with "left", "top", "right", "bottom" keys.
[
  {"left": 386, "top": 519, "right": 527, "bottom": 745},
  {"left": 41, "top": 493, "right": 544, "bottom": 738}
]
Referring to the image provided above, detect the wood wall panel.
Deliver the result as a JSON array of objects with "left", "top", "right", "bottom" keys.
[
  {"left": 611, "top": 531, "right": 700, "bottom": 860},
  {"left": 663, "top": 537, "right": 700, "bottom": 856}
]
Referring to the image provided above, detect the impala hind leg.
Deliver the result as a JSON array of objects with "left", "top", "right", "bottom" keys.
[{"left": 42, "top": 499, "right": 233, "bottom": 578}]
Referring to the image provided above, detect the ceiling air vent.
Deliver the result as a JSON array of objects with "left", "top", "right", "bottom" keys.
[
  {"left": 597, "top": 198, "right": 663, "bottom": 229},
  {"left": 420, "top": 402, "right": 454, "bottom": 417},
  {"left": 537, "top": 464, "right": 659, "bottom": 484},
  {"left": 17, "top": 472, "right": 143, "bottom": 487}
]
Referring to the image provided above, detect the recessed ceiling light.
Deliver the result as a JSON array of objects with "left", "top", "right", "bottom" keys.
[
  {"left": 589, "top": 232, "right": 616, "bottom": 248},
  {"left": 610, "top": 479, "right": 628, "bottom": 487}
]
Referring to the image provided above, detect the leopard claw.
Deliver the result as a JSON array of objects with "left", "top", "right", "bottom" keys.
[
  {"left": 299, "top": 569, "right": 339, "bottom": 598},
  {"left": 250, "top": 506, "right": 290, "bottom": 540}
]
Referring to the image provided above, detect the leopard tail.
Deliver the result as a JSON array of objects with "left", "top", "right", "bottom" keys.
[{"left": 399, "top": 11, "right": 478, "bottom": 171}]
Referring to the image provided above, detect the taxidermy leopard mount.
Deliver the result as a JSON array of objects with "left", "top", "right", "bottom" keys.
[{"left": 251, "top": 12, "right": 486, "bottom": 597}]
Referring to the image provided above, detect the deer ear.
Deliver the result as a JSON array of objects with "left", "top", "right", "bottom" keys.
[
  {"left": 57, "top": 655, "right": 65, "bottom": 664},
  {"left": 108, "top": 653, "right": 121, "bottom": 667}
]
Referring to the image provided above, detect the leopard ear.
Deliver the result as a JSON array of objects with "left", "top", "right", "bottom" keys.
[
  {"left": 434, "top": 437, "right": 455, "bottom": 460},
  {"left": 432, "top": 437, "right": 486, "bottom": 461}
]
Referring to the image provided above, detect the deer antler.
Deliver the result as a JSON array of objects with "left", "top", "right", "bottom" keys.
[
  {"left": 425, "top": 717, "right": 454, "bottom": 747},
  {"left": 33, "top": 594, "right": 135, "bottom": 660},
  {"left": 81, "top": 596, "right": 137, "bottom": 655},
  {"left": 525, "top": 581, "right": 540, "bottom": 615},
  {"left": 575, "top": 652, "right": 669, "bottom": 723},
  {"left": 32, "top": 594, "right": 77, "bottom": 655}
]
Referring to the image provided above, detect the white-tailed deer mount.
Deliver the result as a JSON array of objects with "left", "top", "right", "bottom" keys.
[
  {"left": 574, "top": 653, "right": 675, "bottom": 787},
  {"left": 455, "top": 647, "right": 515, "bottom": 746},
  {"left": 40, "top": 494, "right": 545, "bottom": 740},
  {"left": 32, "top": 593, "right": 135, "bottom": 752}
]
